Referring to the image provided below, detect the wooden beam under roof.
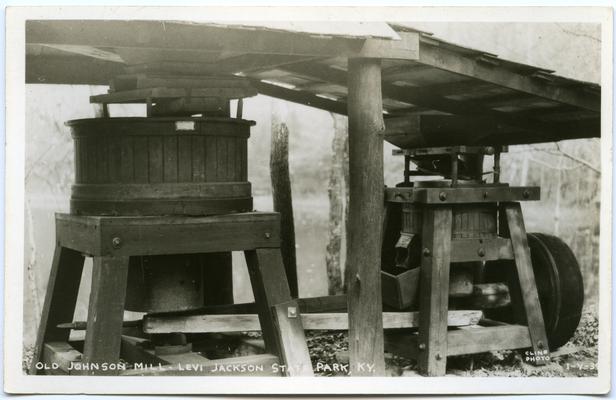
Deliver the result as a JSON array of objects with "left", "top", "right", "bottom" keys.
[
  {"left": 277, "top": 61, "right": 483, "bottom": 114},
  {"left": 249, "top": 79, "right": 348, "bottom": 115},
  {"left": 384, "top": 114, "right": 599, "bottom": 148},
  {"left": 247, "top": 79, "right": 599, "bottom": 144},
  {"left": 274, "top": 61, "right": 599, "bottom": 139}
]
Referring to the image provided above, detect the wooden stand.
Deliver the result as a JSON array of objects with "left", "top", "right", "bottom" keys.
[
  {"left": 30, "top": 212, "right": 313, "bottom": 376},
  {"left": 384, "top": 185, "right": 550, "bottom": 376}
]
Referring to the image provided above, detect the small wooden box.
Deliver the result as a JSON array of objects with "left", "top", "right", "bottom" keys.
[{"left": 381, "top": 268, "right": 420, "bottom": 310}]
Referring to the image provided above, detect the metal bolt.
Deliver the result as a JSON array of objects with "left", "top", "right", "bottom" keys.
[
  {"left": 439, "top": 192, "right": 447, "bottom": 201},
  {"left": 435, "top": 353, "right": 442, "bottom": 361},
  {"left": 423, "top": 248, "right": 431, "bottom": 257},
  {"left": 537, "top": 341, "right": 544, "bottom": 349},
  {"left": 287, "top": 306, "right": 298, "bottom": 318},
  {"left": 477, "top": 248, "right": 485, "bottom": 257},
  {"left": 418, "top": 343, "right": 426, "bottom": 351},
  {"left": 111, "top": 237, "right": 122, "bottom": 248},
  {"left": 523, "top": 190, "right": 530, "bottom": 199},
  {"left": 483, "top": 191, "right": 488, "bottom": 199},
  {"left": 264, "top": 232, "right": 271, "bottom": 239}
]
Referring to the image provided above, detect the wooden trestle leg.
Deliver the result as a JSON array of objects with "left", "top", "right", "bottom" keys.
[
  {"left": 245, "top": 249, "right": 313, "bottom": 376},
  {"left": 502, "top": 202, "right": 550, "bottom": 364},
  {"left": 417, "top": 206, "right": 453, "bottom": 376},
  {"left": 81, "top": 256, "right": 130, "bottom": 376},
  {"left": 30, "top": 245, "right": 85, "bottom": 375}
]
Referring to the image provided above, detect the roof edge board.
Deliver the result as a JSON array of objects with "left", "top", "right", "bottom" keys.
[
  {"left": 181, "top": 21, "right": 401, "bottom": 40},
  {"left": 416, "top": 39, "right": 600, "bottom": 112},
  {"left": 26, "top": 20, "right": 419, "bottom": 62}
]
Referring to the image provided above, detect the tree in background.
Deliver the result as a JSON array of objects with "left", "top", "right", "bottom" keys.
[{"left": 326, "top": 114, "right": 349, "bottom": 295}]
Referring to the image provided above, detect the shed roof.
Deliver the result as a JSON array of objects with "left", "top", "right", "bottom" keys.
[{"left": 25, "top": 20, "right": 601, "bottom": 145}]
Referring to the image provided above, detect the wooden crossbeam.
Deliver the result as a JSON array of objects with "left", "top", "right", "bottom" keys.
[
  {"left": 250, "top": 79, "right": 348, "bottom": 114},
  {"left": 133, "top": 294, "right": 347, "bottom": 320},
  {"left": 55, "top": 212, "right": 281, "bottom": 257},
  {"left": 385, "top": 186, "right": 540, "bottom": 204},
  {"left": 405, "top": 79, "right": 499, "bottom": 97},
  {"left": 143, "top": 310, "right": 483, "bottom": 334}
]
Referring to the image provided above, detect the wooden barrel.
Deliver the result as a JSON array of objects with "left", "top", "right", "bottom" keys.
[
  {"left": 401, "top": 203, "right": 497, "bottom": 239},
  {"left": 67, "top": 117, "right": 254, "bottom": 216}
]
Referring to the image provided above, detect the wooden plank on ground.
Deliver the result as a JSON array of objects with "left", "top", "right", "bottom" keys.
[
  {"left": 143, "top": 310, "right": 483, "bottom": 333},
  {"left": 42, "top": 342, "right": 82, "bottom": 375},
  {"left": 120, "top": 336, "right": 167, "bottom": 367},
  {"left": 447, "top": 325, "right": 531, "bottom": 356},
  {"left": 385, "top": 324, "right": 532, "bottom": 359}
]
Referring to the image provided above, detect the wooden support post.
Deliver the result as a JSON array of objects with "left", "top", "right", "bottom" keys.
[
  {"left": 270, "top": 119, "right": 298, "bottom": 298},
  {"left": 503, "top": 202, "right": 550, "bottom": 364},
  {"left": 244, "top": 249, "right": 312, "bottom": 376},
  {"left": 417, "top": 206, "right": 453, "bottom": 376},
  {"left": 245, "top": 249, "right": 287, "bottom": 356},
  {"left": 30, "top": 245, "right": 85, "bottom": 375},
  {"left": 346, "top": 57, "right": 386, "bottom": 376},
  {"left": 272, "top": 302, "right": 314, "bottom": 376},
  {"left": 81, "top": 256, "right": 130, "bottom": 376}
]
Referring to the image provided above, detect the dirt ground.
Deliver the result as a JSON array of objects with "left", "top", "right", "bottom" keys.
[{"left": 307, "top": 306, "right": 599, "bottom": 377}]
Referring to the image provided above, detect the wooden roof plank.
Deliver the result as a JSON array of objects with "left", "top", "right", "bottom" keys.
[
  {"left": 26, "top": 20, "right": 418, "bottom": 61},
  {"left": 416, "top": 38, "right": 600, "bottom": 112}
]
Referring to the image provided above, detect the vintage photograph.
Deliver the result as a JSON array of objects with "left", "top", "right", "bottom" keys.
[{"left": 4, "top": 6, "right": 612, "bottom": 395}]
